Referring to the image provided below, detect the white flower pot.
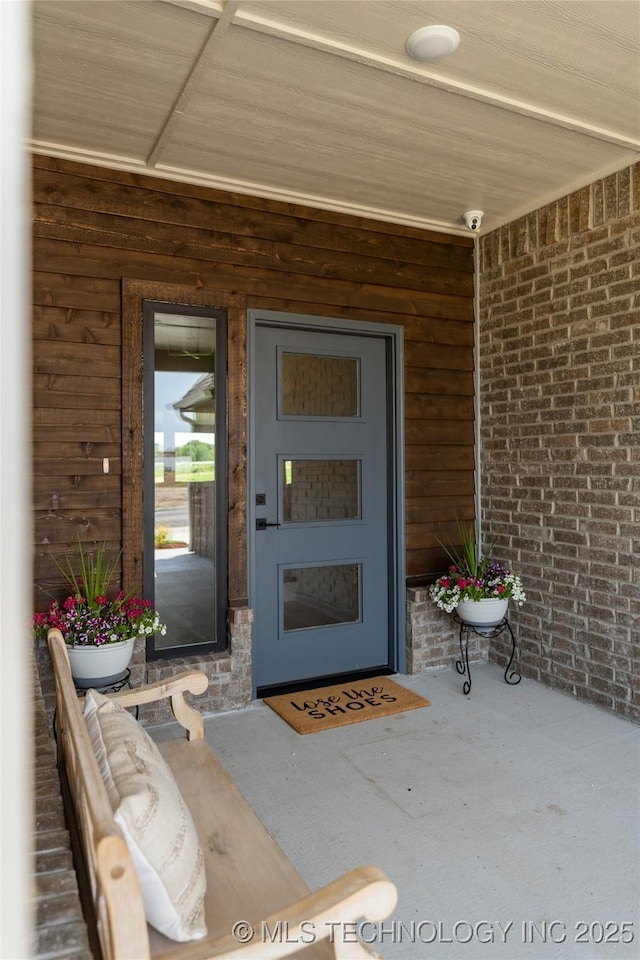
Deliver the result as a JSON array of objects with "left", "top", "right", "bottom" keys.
[
  {"left": 456, "top": 597, "right": 508, "bottom": 628},
  {"left": 67, "top": 637, "right": 136, "bottom": 688}
]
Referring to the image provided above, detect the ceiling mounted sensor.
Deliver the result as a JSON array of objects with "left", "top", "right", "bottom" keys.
[{"left": 405, "top": 25, "right": 460, "bottom": 61}]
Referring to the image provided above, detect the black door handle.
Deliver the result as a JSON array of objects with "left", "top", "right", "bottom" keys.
[{"left": 256, "top": 518, "right": 281, "bottom": 530}]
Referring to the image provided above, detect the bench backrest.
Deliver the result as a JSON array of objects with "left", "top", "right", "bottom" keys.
[{"left": 48, "top": 629, "right": 151, "bottom": 960}]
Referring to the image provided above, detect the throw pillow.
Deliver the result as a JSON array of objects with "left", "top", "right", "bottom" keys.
[{"left": 83, "top": 689, "right": 207, "bottom": 942}]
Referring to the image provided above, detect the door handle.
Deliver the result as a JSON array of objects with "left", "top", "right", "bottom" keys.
[{"left": 256, "top": 518, "right": 281, "bottom": 530}]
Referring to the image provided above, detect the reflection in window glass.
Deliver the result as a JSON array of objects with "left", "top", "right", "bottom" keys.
[
  {"left": 283, "top": 460, "right": 360, "bottom": 522},
  {"left": 281, "top": 353, "right": 359, "bottom": 416},
  {"left": 153, "top": 313, "right": 217, "bottom": 650},
  {"left": 283, "top": 564, "right": 360, "bottom": 631}
]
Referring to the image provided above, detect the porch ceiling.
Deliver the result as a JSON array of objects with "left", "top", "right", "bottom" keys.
[{"left": 31, "top": 0, "right": 640, "bottom": 236}]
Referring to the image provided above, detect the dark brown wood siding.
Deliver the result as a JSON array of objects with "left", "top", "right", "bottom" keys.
[{"left": 32, "top": 155, "right": 475, "bottom": 609}]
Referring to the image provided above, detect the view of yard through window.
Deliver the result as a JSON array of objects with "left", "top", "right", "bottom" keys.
[
  {"left": 151, "top": 312, "right": 219, "bottom": 650},
  {"left": 154, "top": 435, "right": 215, "bottom": 547}
]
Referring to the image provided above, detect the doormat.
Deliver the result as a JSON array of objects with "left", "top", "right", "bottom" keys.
[{"left": 263, "top": 676, "right": 430, "bottom": 734}]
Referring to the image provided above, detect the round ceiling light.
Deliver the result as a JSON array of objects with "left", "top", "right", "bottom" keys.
[{"left": 405, "top": 25, "right": 460, "bottom": 61}]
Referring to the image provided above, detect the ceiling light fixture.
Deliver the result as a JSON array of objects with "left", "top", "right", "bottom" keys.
[{"left": 405, "top": 25, "right": 460, "bottom": 61}]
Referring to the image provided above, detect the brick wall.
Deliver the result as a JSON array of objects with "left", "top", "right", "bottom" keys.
[
  {"left": 406, "top": 588, "right": 487, "bottom": 673},
  {"left": 31, "top": 657, "right": 92, "bottom": 959},
  {"left": 479, "top": 162, "right": 640, "bottom": 722}
]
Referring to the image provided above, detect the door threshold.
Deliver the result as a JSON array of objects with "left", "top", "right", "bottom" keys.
[{"left": 256, "top": 666, "right": 394, "bottom": 700}]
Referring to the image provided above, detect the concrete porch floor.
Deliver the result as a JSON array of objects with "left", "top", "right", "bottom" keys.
[{"left": 152, "top": 664, "right": 640, "bottom": 960}]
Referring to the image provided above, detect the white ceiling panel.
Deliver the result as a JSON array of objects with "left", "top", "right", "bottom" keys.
[
  {"left": 236, "top": 1, "right": 640, "bottom": 135},
  {"left": 30, "top": 0, "right": 640, "bottom": 234},
  {"left": 32, "top": 0, "right": 212, "bottom": 158}
]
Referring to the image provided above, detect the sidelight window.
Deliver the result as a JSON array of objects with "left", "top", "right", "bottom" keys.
[{"left": 143, "top": 303, "right": 227, "bottom": 658}]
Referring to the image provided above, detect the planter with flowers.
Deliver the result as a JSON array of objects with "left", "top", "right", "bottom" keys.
[
  {"left": 429, "top": 523, "right": 526, "bottom": 629},
  {"left": 33, "top": 541, "right": 166, "bottom": 687}
]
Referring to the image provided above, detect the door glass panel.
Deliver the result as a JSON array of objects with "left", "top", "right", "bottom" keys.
[
  {"left": 283, "top": 564, "right": 360, "bottom": 631},
  {"left": 281, "top": 352, "right": 359, "bottom": 416},
  {"left": 153, "top": 313, "right": 217, "bottom": 649},
  {"left": 283, "top": 459, "right": 360, "bottom": 522}
]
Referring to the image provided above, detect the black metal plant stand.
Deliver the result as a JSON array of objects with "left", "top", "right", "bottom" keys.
[
  {"left": 73, "top": 667, "right": 133, "bottom": 695},
  {"left": 454, "top": 615, "right": 521, "bottom": 695}
]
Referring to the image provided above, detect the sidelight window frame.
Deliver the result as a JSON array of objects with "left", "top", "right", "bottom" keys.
[{"left": 141, "top": 300, "right": 228, "bottom": 660}]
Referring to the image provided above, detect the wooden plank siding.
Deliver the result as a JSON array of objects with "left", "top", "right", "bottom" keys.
[{"left": 32, "top": 155, "right": 475, "bottom": 613}]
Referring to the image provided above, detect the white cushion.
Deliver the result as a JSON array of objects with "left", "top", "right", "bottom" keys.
[{"left": 83, "top": 690, "right": 207, "bottom": 942}]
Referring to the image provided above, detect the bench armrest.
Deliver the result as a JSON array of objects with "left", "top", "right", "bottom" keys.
[
  {"left": 47, "top": 628, "right": 208, "bottom": 740},
  {"left": 157, "top": 865, "right": 397, "bottom": 960},
  {"left": 108, "top": 672, "right": 209, "bottom": 740}
]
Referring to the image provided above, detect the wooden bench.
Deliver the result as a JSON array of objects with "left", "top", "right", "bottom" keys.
[{"left": 48, "top": 629, "right": 398, "bottom": 960}]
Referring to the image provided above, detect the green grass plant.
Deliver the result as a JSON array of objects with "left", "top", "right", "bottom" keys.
[
  {"left": 53, "top": 539, "right": 122, "bottom": 609},
  {"left": 438, "top": 519, "right": 496, "bottom": 578}
]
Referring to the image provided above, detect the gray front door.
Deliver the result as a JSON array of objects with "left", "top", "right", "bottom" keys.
[{"left": 252, "top": 322, "right": 391, "bottom": 690}]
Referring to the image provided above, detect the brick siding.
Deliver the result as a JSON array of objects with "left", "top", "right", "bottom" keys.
[
  {"left": 31, "top": 656, "right": 92, "bottom": 959},
  {"left": 479, "top": 162, "right": 640, "bottom": 722},
  {"left": 406, "top": 588, "right": 490, "bottom": 674},
  {"left": 142, "top": 606, "right": 253, "bottom": 723}
]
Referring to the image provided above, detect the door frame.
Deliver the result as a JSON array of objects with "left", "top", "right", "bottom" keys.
[{"left": 248, "top": 310, "right": 406, "bottom": 695}]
